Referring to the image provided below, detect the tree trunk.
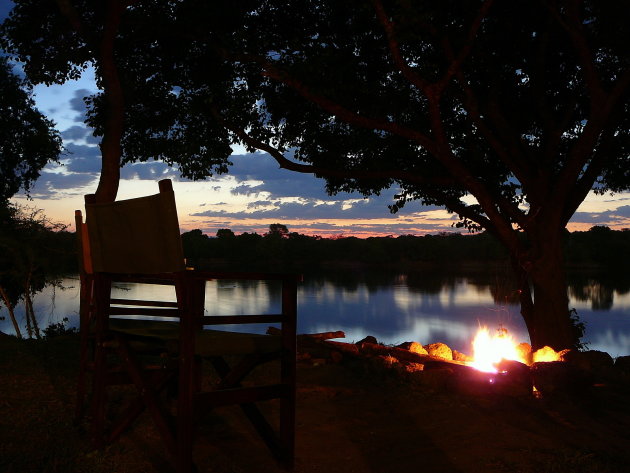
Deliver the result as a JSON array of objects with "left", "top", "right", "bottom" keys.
[
  {"left": 0, "top": 285, "right": 22, "bottom": 339},
  {"left": 514, "top": 231, "right": 574, "bottom": 351},
  {"left": 24, "top": 273, "right": 41, "bottom": 340},
  {"left": 94, "top": 0, "right": 125, "bottom": 203}
]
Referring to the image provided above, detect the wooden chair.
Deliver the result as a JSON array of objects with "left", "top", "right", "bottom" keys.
[{"left": 75, "top": 179, "right": 299, "bottom": 472}]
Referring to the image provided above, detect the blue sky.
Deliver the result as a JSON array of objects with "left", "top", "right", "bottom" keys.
[{"left": 3, "top": 1, "right": 629, "bottom": 237}]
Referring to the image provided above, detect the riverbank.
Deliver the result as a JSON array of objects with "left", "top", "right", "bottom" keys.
[{"left": 2, "top": 334, "right": 630, "bottom": 473}]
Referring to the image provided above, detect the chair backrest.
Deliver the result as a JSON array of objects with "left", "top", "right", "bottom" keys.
[
  {"left": 84, "top": 179, "right": 186, "bottom": 274},
  {"left": 74, "top": 210, "right": 93, "bottom": 275}
]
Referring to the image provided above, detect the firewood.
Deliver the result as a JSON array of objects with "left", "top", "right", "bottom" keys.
[
  {"left": 357, "top": 342, "right": 460, "bottom": 366},
  {"left": 302, "top": 331, "right": 346, "bottom": 341},
  {"left": 266, "top": 327, "right": 345, "bottom": 340}
]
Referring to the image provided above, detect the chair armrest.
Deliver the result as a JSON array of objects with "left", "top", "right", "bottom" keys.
[
  {"left": 186, "top": 270, "right": 302, "bottom": 283},
  {"left": 100, "top": 272, "right": 178, "bottom": 285}
]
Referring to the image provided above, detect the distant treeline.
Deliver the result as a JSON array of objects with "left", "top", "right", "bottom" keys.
[
  {"left": 181, "top": 224, "right": 630, "bottom": 272},
  {"left": 5, "top": 222, "right": 628, "bottom": 276}
]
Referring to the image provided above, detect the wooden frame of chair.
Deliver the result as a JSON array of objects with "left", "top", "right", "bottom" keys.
[{"left": 76, "top": 179, "right": 299, "bottom": 472}]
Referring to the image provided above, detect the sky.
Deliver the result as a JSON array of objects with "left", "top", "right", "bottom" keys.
[{"left": 3, "top": 2, "right": 630, "bottom": 238}]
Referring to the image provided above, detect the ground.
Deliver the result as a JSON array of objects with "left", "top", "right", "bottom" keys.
[{"left": 1, "top": 333, "right": 630, "bottom": 473}]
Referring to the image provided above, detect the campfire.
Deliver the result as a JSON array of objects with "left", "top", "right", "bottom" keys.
[
  {"left": 294, "top": 324, "right": 626, "bottom": 399},
  {"left": 467, "top": 325, "right": 562, "bottom": 373}
]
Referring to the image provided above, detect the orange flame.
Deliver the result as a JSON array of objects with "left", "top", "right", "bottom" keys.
[
  {"left": 467, "top": 326, "right": 562, "bottom": 372},
  {"left": 468, "top": 326, "right": 527, "bottom": 372}
]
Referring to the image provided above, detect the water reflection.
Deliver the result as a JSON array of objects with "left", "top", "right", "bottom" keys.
[{"left": 1, "top": 270, "right": 628, "bottom": 358}]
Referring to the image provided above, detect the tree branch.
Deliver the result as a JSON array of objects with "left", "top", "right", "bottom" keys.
[
  {"left": 373, "top": 0, "right": 528, "bottom": 237},
  {"left": 561, "top": 119, "right": 616, "bottom": 226},
  {"left": 210, "top": 106, "right": 458, "bottom": 188},
  {"left": 260, "top": 64, "right": 438, "bottom": 154},
  {"left": 371, "top": 0, "right": 430, "bottom": 92},
  {"left": 434, "top": 0, "right": 494, "bottom": 95},
  {"left": 553, "top": 66, "right": 630, "bottom": 212}
]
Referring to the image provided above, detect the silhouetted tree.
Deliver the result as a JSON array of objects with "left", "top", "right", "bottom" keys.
[
  {"left": 1, "top": 0, "right": 240, "bottom": 202},
  {"left": 266, "top": 224, "right": 290, "bottom": 239},
  {"left": 216, "top": 228, "right": 235, "bottom": 239},
  {"left": 0, "top": 204, "right": 70, "bottom": 338},
  {"left": 0, "top": 56, "right": 61, "bottom": 202},
  {"left": 213, "top": 0, "right": 630, "bottom": 350},
  {"left": 4, "top": 1, "right": 629, "bottom": 349}
]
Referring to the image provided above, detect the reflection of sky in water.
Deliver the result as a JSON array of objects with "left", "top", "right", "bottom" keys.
[
  {"left": 2, "top": 274, "right": 629, "bottom": 358},
  {"left": 304, "top": 281, "right": 529, "bottom": 356}
]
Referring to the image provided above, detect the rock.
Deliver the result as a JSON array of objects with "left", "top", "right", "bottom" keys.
[
  {"left": 396, "top": 341, "right": 428, "bottom": 355},
  {"left": 495, "top": 359, "right": 533, "bottom": 397},
  {"left": 532, "top": 345, "right": 561, "bottom": 363},
  {"left": 452, "top": 350, "right": 472, "bottom": 363},
  {"left": 515, "top": 343, "right": 533, "bottom": 365},
  {"left": 562, "top": 349, "right": 614, "bottom": 371},
  {"left": 356, "top": 335, "right": 378, "bottom": 346},
  {"left": 404, "top": 362, "right": 424, "bottom": 373},
  {"left": 614, "top": 355, "right": 630, "bottom": 373},
  {"left": 412, "top": 367, "right": 455, "bottom": 390},
  {"left": 613, "top": 356, "right": 630, "bottom": 387},
  {"left": 330, "top": 350, "right": 344, "bottom": 364},
  {"left": 531, "top": 360, "right": 589, "bottom": 396},
  {"left": 425, "top": 342, "right": 453, "bottom": 361},
  {"left": 561, "top": 350, "right": 616, "bottom": 383}
]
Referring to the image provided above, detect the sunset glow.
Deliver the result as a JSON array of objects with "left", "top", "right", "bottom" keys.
[{"left": 5, "top": 64, "right": 629, "bottom": 238}]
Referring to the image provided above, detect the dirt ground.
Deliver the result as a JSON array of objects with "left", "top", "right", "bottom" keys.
[{"left": 2, "top": 333, "right": 630, "bottom": 473}]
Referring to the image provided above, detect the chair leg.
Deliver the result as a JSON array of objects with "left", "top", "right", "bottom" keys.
[
  {"left": 114, "top": 337, "right": 177, "bottom": 457},
  {"left": 89, "top": 275, "right": 110, "bottom": 446},
  {"left": 210, "top": 355, "right": 294, "bottom": 467},
  {"left": 107, "top": 370, "right": 175, "bottom": 444},
  {"left": 90, "top": 340, "right": 108, "bottom": 446},
  {"left": 280, "top": 388, "right": 296, "bottom": 470},
  {"left": 177, "top": 344, "right": 197, "bottom": 473},
  {"left": 75, "top": 275, "right": 93, "bottom": 424}
]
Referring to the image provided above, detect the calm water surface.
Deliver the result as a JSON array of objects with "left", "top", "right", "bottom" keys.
[{"left": 2, "top": 270, "right": 629, "bottom": 357}]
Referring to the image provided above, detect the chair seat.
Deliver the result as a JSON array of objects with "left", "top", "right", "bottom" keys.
[{"left": 109, "top": 318, "right": 283, "bottom": 356}]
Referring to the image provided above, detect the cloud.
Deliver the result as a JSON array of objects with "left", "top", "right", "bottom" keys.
[
  {"left": 61, "top": 124, "right": 100, "bottom": 145},
  {"left": 61, "top": 125, "right": 91, "bottom": 141},
  {"left": 247, "top": 200, "right": 276, "bottom": 209},
  {"left": 120, "top": 161, "right": 180, "bottom": 180},
  {"left": 182, "top": 216, "right": 461, "bottom": 237},
  {"left": 613, "top": 205, "right": 630, "bottom": 218},
  {"left": 571, "top": 205, "right": 630, "bottom": 225},
  {"left": 228, "top": 153, "right": 353, "bottom": 200},
  {"left": 192, "top": 197, "right": 398, "bottom": 220},
  {"left": 62, "top": 143, "right": 102, "bottom": 173},
  {"left": 69, "top": 88, "right": 92, "bottom": 122},
  {"left": 24, "top": 170, "right": 97, "bottom": 198}
]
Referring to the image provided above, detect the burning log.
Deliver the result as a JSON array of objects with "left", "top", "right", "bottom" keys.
[
  {"left": 356, "top": 341, "right": 452, "bottom": 366},
  {"left": 266, "top": 327, "right": 345, "bottom": 341},
  {"left": 422, "top": 358, "right": 533, "bottom": 398},
  {"left": 453, "top": 350, "right": 473, "bottom": 363}
]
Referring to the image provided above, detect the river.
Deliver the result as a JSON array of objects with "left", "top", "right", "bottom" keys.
[{"left": 2, "top": 269, "right": 629, "bottom": 357}]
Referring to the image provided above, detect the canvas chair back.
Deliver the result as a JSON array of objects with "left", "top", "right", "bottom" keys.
[{"left": 84, "top": 181, "right": 185, "bottom": 274}]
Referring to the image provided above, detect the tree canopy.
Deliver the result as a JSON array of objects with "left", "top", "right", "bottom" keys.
[
  {"left": 0, "top": 55, "right": 62, "bottom": 202},
  {"left": 2, "top": 0, "right": 629, "bottom": 349}
]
